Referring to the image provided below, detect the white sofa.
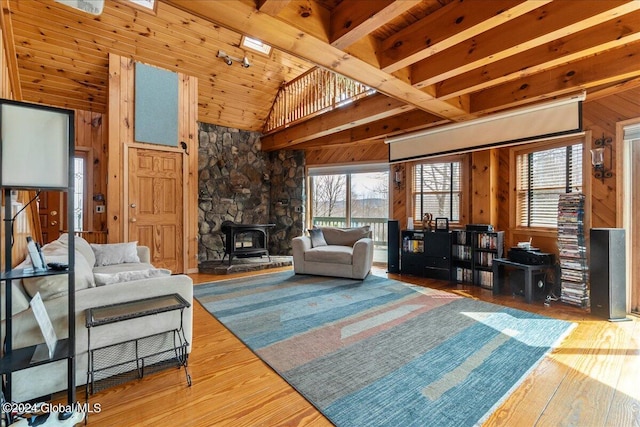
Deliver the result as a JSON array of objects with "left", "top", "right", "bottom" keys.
[
  {"left": 1, "top": 234, "right": 193, "bottom": 402},
  {"left": 292, "top": 226, "right": 374, "bottom": 280}
]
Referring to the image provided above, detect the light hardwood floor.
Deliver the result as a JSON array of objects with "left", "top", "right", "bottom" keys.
[{"left": 71, "top": 267, "right": 639, "bottom": 426}]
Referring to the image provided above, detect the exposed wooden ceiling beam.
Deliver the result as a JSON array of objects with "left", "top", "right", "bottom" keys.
[
  {"left": 412, "top": 0, "right": 640, "bottom": 88},
  {"left": 471, "top": 41, "right": 640, "bottom": 113},
  {"left": 437, "top": 9, "right": 640, "bottom": 99},
  {"left": 274, "top": 0, "right": 331, "bottom": 42},
  {"left": 330, "top": 0, "right": 422, "bottom": 50},
  {"left": 379, "top": 0, "right": 545, "bottom": 73},
  {"left": 256, "top": 0, "right": 291, "bottom": 16},
  {"left": 585, "top": 76, "right": 640, "bottom": 103},
  {"left": 292, "top": 109, "right": 448, "bottom": 150},
  {"left": 261, "top": 93, "right": 414, "bottom": 151},
  {"left": 164, "top": 0, "right": 470, "bottom": 121},
  {"left": 0, "top": 0, "right": 22, "bottom": 100}
]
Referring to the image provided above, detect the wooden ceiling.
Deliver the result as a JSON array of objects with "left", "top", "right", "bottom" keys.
[{"left": 4, "top": 0, "right": 640, "bottom": 150}]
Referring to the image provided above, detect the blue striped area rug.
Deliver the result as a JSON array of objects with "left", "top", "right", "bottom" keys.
[{"left": 194, "top": 271, "right": 575, "bottom": 427}]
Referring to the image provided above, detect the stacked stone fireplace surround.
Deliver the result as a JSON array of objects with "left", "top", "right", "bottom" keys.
[{"left": 198, "top": 123, "right": 305, "bottom": 264}]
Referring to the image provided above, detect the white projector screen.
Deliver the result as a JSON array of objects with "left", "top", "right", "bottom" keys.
[
  {"left": 388, "top": 97, "right": 583, "bottom": 162},
  {"left": 0, "top": 100, "right": 73, "bottom": 189}
]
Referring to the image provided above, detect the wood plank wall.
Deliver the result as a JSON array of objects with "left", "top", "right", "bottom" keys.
[
  {"left": 471, "top": 150, "right": 498, "bottom": 226},
  {"left": 583, "top": 88, "right": 640, "bottom": 228},
  {"left": 107, "top": 53, "right": 198, "bottom": 273},
  {"left": 75, "top": 110, "right": 108, "bottom": 234}
]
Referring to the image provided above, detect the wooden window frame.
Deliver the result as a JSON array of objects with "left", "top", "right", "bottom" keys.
[{"left": 509, "top": 135, "right": 590, "bottom": 239}]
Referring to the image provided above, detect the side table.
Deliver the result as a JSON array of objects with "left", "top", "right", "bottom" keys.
[
  {"left": 492, "top": 258, "right": 554, "bottom": 304},
  {"left": 85, "top": 293, "right": 192, "bottom": 397}
]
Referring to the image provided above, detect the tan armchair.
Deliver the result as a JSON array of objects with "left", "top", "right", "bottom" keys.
[{"left": 292, "top": 226, "right": 374, "bottom": 280}]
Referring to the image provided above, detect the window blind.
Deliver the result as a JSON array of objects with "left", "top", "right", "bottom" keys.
[{"left": 516, "top": 144, "right": 582, "bottom": 227}]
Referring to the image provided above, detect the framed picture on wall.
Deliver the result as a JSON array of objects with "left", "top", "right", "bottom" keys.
[{"left": 435, "top": 217, "right": 449, "bottom": 232}]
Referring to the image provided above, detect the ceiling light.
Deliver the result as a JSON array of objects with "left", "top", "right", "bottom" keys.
[{"left": 216, "top": 50, "right": 250, "bottom": 68}]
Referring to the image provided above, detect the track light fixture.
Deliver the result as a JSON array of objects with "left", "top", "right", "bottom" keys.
[{"left": 216, "top": 50, "right": 250, "bottom": 68}]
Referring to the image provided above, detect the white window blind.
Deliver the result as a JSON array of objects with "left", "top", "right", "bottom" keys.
[
  {"left": 516, "top": 143, "right": 582, "bottom": 227},
  {"left": 413, "top": 161, "right": 461, "bottom": 221}
]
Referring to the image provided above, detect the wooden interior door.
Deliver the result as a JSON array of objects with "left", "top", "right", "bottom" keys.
[
  {"left": 39, "top": 191, "right": 63, "bottom": 244},
  {"left": 128, "top": 147, "right": 184, "bottom": 273}
]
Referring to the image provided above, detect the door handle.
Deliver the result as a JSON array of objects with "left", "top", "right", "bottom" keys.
[
  {"left": 130, "top": 203, "right": 136, "bottom": 208},
  {"left": 130, "top": 218, "right": 137, "bottom": 223},
  {"left": 50, "top": 221, "right": 58, "bottom": 226}
]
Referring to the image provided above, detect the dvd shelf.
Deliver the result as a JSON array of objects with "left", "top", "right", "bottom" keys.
[
  {"left": 401, "top": 230, "right": 451, "bottom": 280},
  {"left": 451, "top": 230, "right": 472, "bottom": 283},
  {"left": 451, "top": 229, "right": 504, "bottom": 288},
  {"left": 557, "top": 193, "right": 589, "bottom": 308}
]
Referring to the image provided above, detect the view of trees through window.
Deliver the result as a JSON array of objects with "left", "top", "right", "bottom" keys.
[
  {"left": 311, "top": 172, "right": 389, "bottom": 223},
  {"left": 312, "top": 174, "right": 347, "bottom": 219},
  {"left": 413, "top": 161, "right": 461, "bottom": 222}
]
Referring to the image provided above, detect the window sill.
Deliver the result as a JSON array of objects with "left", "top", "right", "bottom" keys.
[{"left": 513, "top": 227, "right": 558, "bottom": 238}]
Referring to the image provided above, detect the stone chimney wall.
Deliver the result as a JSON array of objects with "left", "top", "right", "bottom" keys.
[{"left": 198, "top": 123, "right": 305, "bottom": 262}]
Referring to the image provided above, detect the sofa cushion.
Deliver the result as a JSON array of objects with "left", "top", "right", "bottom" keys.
[
  {"left": 57, "top": 233, "right": 96, "bottom": 267},
  {"left": 92, "top": 262, "right": 156, "bottom": 275},
  {"left": 91, "top": 242, "right": 140, "bottom": 266},
  {"left": 304, "top": 245, "right": 353, "bottom": 265},
  {"left": 308, "top": 228, "right": 327, "bottom": 248},
  {"left": 320, "top": 226, "right": 371, "bottom": 247},
  {"left": 94, "top": 268, "right": 171, "bottom": 286}
]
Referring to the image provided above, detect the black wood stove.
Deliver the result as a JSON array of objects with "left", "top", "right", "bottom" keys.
[{"left": 220, "top": 221, "right": 275, "bottom": 266}]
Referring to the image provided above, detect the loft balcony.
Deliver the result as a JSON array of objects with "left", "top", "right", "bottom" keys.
[{"left": 263, "top": 67, "right": 375, "bottom": 135}]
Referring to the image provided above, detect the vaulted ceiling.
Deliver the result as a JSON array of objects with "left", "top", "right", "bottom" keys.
[{"left": 4, "top": 0, "right": 640, "bottom": 151}]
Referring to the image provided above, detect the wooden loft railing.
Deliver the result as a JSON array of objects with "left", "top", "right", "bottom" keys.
[{"left": 263, "top": 67, "right": 374, "bottom": 134}]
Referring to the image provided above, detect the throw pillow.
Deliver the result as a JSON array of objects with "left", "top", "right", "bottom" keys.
[
  {"left": 91, "top": 242, "right": 140, "bottom": 266},
  {"left": 94, "top": 268, "right": 171, "bottom": 286},
  {"left": 308, "top": 228, "right": 327, "bottom": 248},
  {"left": 22, "top": 250, "right": 96, "bottom": 300},
  {"left": 57, "top": 233, "right": 96, "bottom": 267},
  {"left": 320, "top": 225, "right": 371, "bottom": 246}
]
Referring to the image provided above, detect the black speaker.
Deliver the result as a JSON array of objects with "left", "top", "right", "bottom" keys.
[
  {"left": 590, "top": 228, "right": 628, "bottom": 321},
  {"left": 387, "top": 220, "right": 400, "bottom": 273}
]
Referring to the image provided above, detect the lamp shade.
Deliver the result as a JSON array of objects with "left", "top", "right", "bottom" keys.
[
  {"left": 0, "top": 99, "right": 74, "bottom": 190},
  {"left": 591, "top": 147, "right": 605, "bottom": 167}
]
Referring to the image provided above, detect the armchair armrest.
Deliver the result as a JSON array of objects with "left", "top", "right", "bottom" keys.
[
  {"left": 137, "top": 246, "right": 151, "bottom": 264},
  {"left": 292, "top": 236, "right": 312, "bottom": 274},
  {"left": 352, "top": 237, "right": 374, "bottom": 279}
]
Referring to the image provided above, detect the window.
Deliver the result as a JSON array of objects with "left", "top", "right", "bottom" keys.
[
  {"left": 413, "top": 160, "right": 462, "bottom": 222},
  {"left": 73, "top": 154, "right": 88, "bottom": 231},
  {"left": 516, "top": 142, "right": 583, "bottom": 228},
  {"left": 309, "top": 169, "right": 389, "bottom": 228},
  {"left": 308, "top": 164, "right": 389, "bottom": 260},
  {"left": 241, "top": 36, "right": 272, "bottom": 57}
]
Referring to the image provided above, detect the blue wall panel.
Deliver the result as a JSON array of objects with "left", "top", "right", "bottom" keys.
[{"left": 134, "top": 62, "right": 179, "bottom": 147}]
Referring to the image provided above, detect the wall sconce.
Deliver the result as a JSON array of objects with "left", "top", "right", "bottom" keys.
[
  {"left": 216, "top": 50, "right": 250, "bottom": 68},
  {"left": 590, "top": 133, "right": 612, "bottom": 182},
  {"left": 393, "top": 165, "right": 403, "bottom": 190}
]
